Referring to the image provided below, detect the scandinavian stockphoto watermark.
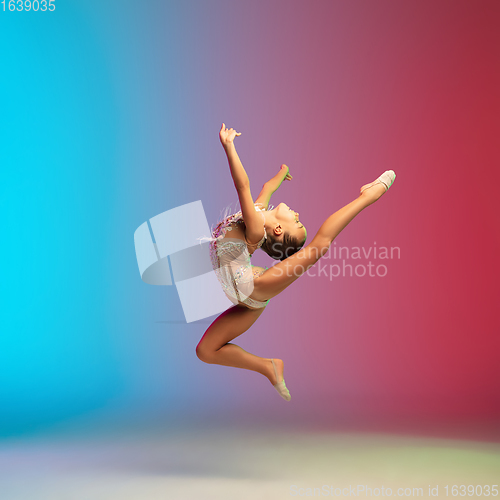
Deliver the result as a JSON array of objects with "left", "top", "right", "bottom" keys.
[
  {"left": 311, "top": 241, "right": 400, "bottom": 278},
  {"left": 135, "top": 201, "right": 401, "bottom": 323},
  {"left": 271, "top": 241, "right": 401, "bottom": 279},
  {"left": 290, "top": 484, "right": 423, "bottom": 497},
  {"left": 289, "top": 484, "right": 499, "bottom": 497}
]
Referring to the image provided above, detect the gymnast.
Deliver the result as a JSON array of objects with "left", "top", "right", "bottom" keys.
[{"left": 196, "top": 124, "right": 396, "bottom": 401}]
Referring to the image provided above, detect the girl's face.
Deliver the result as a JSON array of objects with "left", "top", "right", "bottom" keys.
[{"left": 274, "top": 203, "right": 307, "bottom": 241}]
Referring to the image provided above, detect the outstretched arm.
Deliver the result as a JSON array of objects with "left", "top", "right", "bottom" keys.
[
  {"left": 220, "top": 124, "right": 246, "bottom": 188},
  {"left": 255, "top": 165, "right": 292, "bottom": 209},
  {"left": 219, "top": 123, "right": 266, "bottom": 245}
]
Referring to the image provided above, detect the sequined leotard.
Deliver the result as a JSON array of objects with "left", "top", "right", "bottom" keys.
[{"left": 200, "top": 203, "right": 272, "bottom": 309}]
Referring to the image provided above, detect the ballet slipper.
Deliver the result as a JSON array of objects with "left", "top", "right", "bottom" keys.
[
  {"left": 271, "top": 359, "right": 291, "bottom": 401},
  {"left": 360, "top": 170, "right": 396, "bottom": 194}
]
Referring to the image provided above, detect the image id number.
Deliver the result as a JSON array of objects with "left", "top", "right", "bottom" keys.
[{"left": 2, "top": 0, "right": 55, "bottom": 11}]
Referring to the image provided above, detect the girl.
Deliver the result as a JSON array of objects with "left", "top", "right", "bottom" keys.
[{"left": 196, "top": 124, "right": 395, "bottom": 401}]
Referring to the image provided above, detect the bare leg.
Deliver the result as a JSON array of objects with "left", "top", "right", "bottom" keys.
[
  {"left": 252, "top": 183, "right": 388, "bottom": 301},
  {"left": 196, "top": 182, "right": 389, "bottom": 383},
  {"left": 196, "top": 304, "right": 282, "bottom": 384}
]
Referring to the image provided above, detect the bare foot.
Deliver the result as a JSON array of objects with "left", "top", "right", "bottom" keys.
[{"left": 266, "top": 358, "right": 284, "bottom": 385}]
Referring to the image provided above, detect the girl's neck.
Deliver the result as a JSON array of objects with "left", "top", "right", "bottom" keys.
[{"left": 261, "top": 210, "right": 273, "bottom": 235}]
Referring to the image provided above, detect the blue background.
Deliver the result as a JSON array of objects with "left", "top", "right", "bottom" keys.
[{"left": 1, "top": 0, "right": 499, "bottom": 438}]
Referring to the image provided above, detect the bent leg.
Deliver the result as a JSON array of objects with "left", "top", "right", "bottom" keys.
[
  {"left": 251, "top": 193, "right": 375, "bottom": 301},
  {"left": 196, "top": 304, "right": 276, "bottom": 382}
]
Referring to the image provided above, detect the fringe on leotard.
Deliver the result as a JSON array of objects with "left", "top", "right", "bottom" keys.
[{"left": 197, "top": 201, "right": 274, "bottom": 244}]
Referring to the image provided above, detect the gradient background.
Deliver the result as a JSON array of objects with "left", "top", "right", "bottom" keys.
[{"left": 1, "top": 0, "right": 499, "bottom": 442}]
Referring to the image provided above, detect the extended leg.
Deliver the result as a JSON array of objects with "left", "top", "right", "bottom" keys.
[{"left": 251, "top": 183, "right": 388, "bottom": 301}]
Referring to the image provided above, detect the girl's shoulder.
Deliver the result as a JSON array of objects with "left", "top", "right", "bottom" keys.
[
  {"left": 218, "top": 203, "right": 268, "bottom": 254},
  {"left": 199, "top": 201, "right": 271, "bottom": 249},
  {"left": 217, "top": 201, "right": 267, "bottom": 231}
]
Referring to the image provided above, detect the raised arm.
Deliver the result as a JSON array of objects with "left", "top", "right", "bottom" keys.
[
  {"left": 255, "top": 164, "right": 292, "bottom": 209},
  {"left": 219, "top": 124, "right": 266, "bottom": 245}
]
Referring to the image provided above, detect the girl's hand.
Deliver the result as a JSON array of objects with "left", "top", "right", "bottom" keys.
[
  {"left": 280, "top": 164, "right": 293, "bottom": 181},
  {"left": 219, "top": 123, "right": 242, "bottom": 148}
]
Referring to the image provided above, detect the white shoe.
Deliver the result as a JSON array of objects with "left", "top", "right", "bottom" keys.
[
  {"left": 360, "top": 170, "right": 396, "bottom": 194},
  {"left": 271, "top": 359, "right": 291, "bottom": 401}
]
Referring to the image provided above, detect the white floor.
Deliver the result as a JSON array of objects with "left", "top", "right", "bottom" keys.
[{"left": 1, "top": 422, "right": 499, "bottom": 500}]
